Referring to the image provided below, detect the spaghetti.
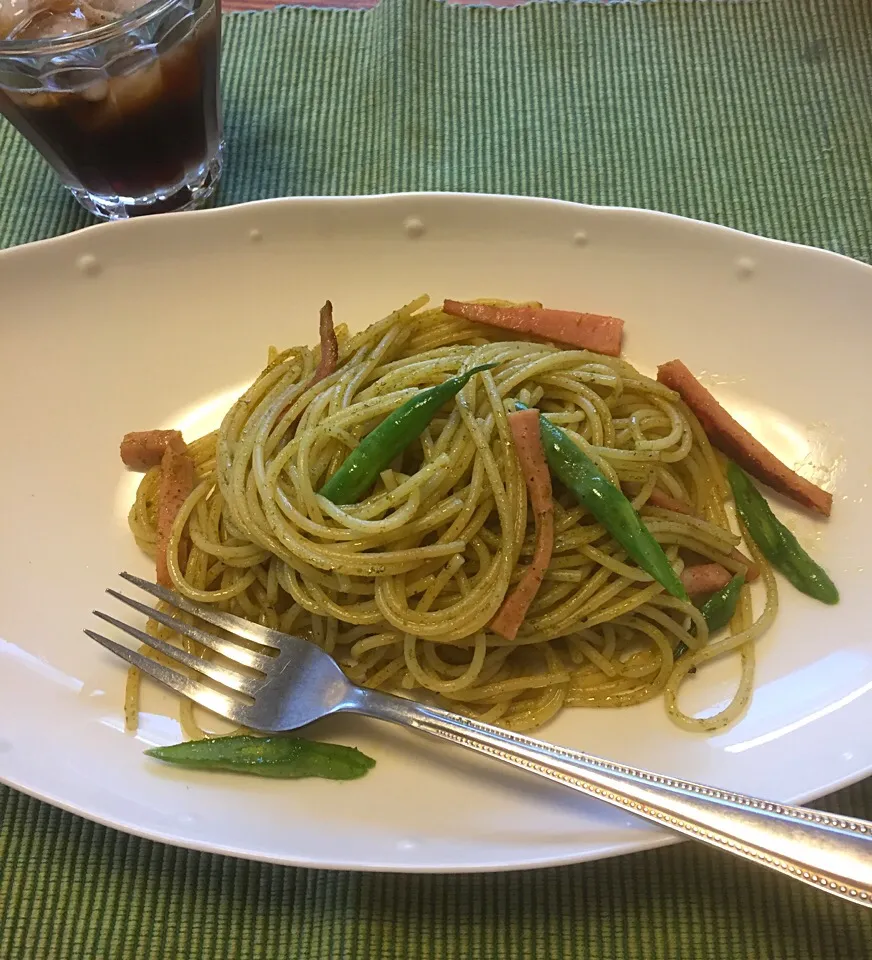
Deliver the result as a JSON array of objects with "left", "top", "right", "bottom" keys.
[{"left": 127, "top": 297, "right": 776, "bottom": 735}]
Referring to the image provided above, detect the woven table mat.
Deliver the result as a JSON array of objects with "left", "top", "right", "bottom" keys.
[
  {"left": 2, "top": 0, "right": 872, "bottom": 956},
  {"left": 2, "top": 0, "right": 870, "bottom": 259}
]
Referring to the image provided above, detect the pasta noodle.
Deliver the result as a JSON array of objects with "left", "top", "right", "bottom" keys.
[{"left": 127, "top": 297, "right": 775, "bottom": 735}]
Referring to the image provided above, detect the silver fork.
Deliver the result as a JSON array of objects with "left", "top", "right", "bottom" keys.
[{"left": 87, "top": 572, "right": 872, "bottom": 906}]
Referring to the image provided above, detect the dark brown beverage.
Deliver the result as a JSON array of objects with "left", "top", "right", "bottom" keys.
[{"left": 0, "top": 0, "right": 223, "bottom": 218}]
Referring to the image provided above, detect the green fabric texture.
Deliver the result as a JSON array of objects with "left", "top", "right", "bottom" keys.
[
  {"left": 2, "top": 0, "right": 872, "bottom": 955},
  {"left": 1, "top": 0, "right": 871, "bottom": 258}
]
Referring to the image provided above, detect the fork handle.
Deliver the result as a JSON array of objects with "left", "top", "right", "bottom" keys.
[{"left": 348, "top": 688, "right": 872, "bottom": 906}]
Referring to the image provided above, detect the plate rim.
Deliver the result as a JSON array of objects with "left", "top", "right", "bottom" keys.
[
  {"left": 0, "top": 773, "right": 682, "bottom": 873},
  {"left": 2, "top": 190, "right": 870, "bottom": 277}
]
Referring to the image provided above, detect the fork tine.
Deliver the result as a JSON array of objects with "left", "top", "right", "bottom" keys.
[
  {"left": 92, "top": 611, "right": 260, "bottom": 697},
  {"left": 106, "top": 589, "right": 274, "bottom": 671},
  {"left": 84, "top": 629, "right": 250, "bottom": 724},
  {"left": 119, "top": 572, "right": 282, "bottom": 649}
]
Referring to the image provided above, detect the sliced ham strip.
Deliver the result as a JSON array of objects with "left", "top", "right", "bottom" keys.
[
  {"left": 277, "top": 301, "right": 340, "bottom": 428},
  {"left": 657, "top": 359, "right": 832, "bottom": 517},
  {"left": 491, "top": 410, "right": 555, "bottom": 641},
  {"left": 681, "top": 563, "right": 733, "bottom": 597},
  {"left": 305, "top": 300, "right": 339, "bottom": 390},
  {"left": 155, "top": 444, "right": 195, "bottom": 587},
  {"left": 637, "top": 486, "right": 698, "bottom": 516},
  {"left": 443, "top": 300, "right": 623, "bottom": 357},
  {"left": 627, "top": 484, "right": 759, "bottom": 580},
  {"left": 646, "top": 488, "right": 698, "bottom": 516},
  {"left": 120, "top": 429, "right": 186, "bottom": 471},
  {"left": 729, "top": 548, "right": 760, "bottom": 583}
]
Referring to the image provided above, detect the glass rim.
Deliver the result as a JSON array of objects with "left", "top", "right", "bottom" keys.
[{"left": 0, "top": 0, "right": 191, "bottom": 56}]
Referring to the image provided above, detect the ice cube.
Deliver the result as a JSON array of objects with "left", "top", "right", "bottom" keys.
[
  {"left": 5, "top": 88, "right": 62, "bottom": 108},
  {"left": 0, "top": 0, "right": 37, "bottom": 39},
  {"left": 1, "top": 0, "right": 148, "bottom": 41},
  {"left": 80, "top": 76, "right": 108, "bottom": 100},
  {"left": 88, "top": 0, "right": 145, "bottom": 16},
  {"left": 106, "top": 54, "right": 163, "bottom": 114},
  {"left": 8, "top": 5, "right": 90, "bottom": 40}
]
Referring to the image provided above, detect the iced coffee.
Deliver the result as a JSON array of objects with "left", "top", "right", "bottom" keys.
[{"left": 0, "top": 0, "right": 222, "bottom": 218}]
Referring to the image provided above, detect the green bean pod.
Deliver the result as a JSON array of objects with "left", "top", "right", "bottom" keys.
[
  {"left": 674, "top": 572, "right": 745, "bottom": 660},
  {"left": 146, "top": 736, "right": 376, "bottom": 780},
  {"left": 320, "top": 363, "right": 497, "bottom": 504},
  {"left": 699, "top": 572, "right": 746, "bottom": 632},
  {"left": 727, "top": 463, "right": 838, "bottom": 605},
  {"left": 521, "top": 404, "right": 688, "bottom": 602}
]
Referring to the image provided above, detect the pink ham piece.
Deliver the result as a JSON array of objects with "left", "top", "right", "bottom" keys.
[
  {"left": 657, "top": 359, "right": 832, "bottom": 517},
  {"left": 645, "top": 487, "right": 697, "bottom": 516},
  {"left": 120, "top": 429, "right": 186, "bottom": 471},
  {"left": 729, "top": 548, "right": 759, "bottom": 583},
  {"left": 155, "top": 444, "right": 195, "bottom": 587},
  {"left": 277, "top": 301, "right": 340, "bottom": 428},
  {"left": 681, "top": 563, "right": 733, "bottom": 597},
  {"left": 443, "top": 300, "right": 624, "bottom": 357},
  {"left": 630, "top": 485, "right": 759, "bottom": 581},
  {"left": 305, "top": 300, "right": 339, "bottom": 389},
  {"left": 491, "top": 410, "right": 555, "bottom": 641}
]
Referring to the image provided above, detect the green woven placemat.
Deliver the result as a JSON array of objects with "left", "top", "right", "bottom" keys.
[
  {"left": 2, "top": 0, "right": 871, "bottom": 258},
  {"left": 2, "top": 0, "right": 871, "bottom": 956}
]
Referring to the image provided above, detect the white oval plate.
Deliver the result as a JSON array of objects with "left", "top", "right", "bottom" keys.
[{"left": 1, "top": 193, "right": 871, "bottom": 872}]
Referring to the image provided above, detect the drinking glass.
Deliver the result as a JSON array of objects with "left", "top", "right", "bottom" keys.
[{"left": 0, "top": 0, "right": 223, "bottom": 219}]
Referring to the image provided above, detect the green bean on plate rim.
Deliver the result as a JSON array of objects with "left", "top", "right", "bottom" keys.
[{"left": 147, "top": 735, "right": 376, "bottom": 780}]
